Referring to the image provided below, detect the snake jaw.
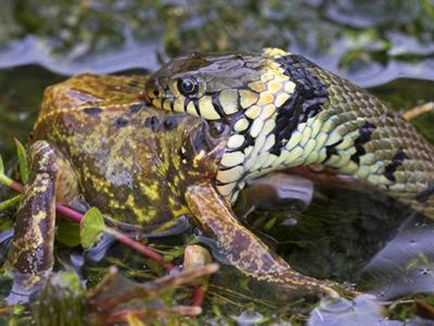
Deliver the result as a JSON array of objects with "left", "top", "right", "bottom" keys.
[
  {"left": 146, "top": 49, "right": 434, "bottom": 215},
  {"left": 145, "top": 51, "right": 305, "bottom": 201}
]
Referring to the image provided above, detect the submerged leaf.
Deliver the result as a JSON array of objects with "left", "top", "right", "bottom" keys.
[
  {"left": 57, "top": 218, "right": 81, "bottom": 247},
  {"left": 80, "top": 207, "right": 107, "bottom": 248},
  {"left": 14, "top": 139, "right": 28, "bottom": 184},
  {"left": 0, "top": 194, "right": 21, "bottom": 211}
]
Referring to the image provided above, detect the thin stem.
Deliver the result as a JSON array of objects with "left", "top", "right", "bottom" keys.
[
  {"left": 2, "top": 172, "right": 207, "bottom": 307},
  {"left": 2, "top": 177, "right": 173, "bottom": 271},
  {"left": 55, "top": 203, "right": 85, "bottom": 223},
  {"left": 109, "top": 229, "right": 174, "bottom": 271},
  {"left": 192, "top": 285, "right": 205, "bottom": 307},
  {"left": 0, "top": 174, "right": 14, "bottom": 188},
  {"left": 0, "top": 173, "right": 24, "bottom": 193}
]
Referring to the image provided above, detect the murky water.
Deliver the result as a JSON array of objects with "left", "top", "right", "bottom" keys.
[{"left": 0, "top": 0, "right": 433, "bottom": 324}]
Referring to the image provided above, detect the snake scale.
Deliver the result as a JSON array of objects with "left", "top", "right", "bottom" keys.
[{"left": 144, "top": 48, "right": 434, "bottom": 217}]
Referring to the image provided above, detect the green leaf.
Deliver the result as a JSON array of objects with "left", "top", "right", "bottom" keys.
[
  {"left": 80, "top": 207, "right": 107, "bottom": 248},
  {"left": 0, "top": 154, "right": 4, "bottom": 175},
  {"left": 14, "top": 138, "right": 29, "bottom": 184},
  {"left": 56, "top": 218, "right": 81, "bottom": 247},
  {"left": 0, "top": 194, "right": 21, "bottom": 211}
]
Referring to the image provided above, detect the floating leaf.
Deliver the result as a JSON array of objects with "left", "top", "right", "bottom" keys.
[
  {"left": 80, "top": 207, "right": 107, "bottom": 248},
  {"left": 0, "top": 195, "right": 21, "bottom": 211},
  {"left": 14, "top": 139, "right": 28, "bottom": 184}
]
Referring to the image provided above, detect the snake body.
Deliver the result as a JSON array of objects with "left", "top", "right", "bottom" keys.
[{"left": 144, "top": 48, "right": 434, "bottom": 216}]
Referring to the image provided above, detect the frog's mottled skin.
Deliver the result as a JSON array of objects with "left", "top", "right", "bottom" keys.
[{"left": 8, "top": 74, "right": 346, "bottom": 302}]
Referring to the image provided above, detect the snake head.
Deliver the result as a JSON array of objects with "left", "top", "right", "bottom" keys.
[
  {"left": 143, "top": 52, "right": 267, "bottom": 120},
  {"left": 144, "top": 48, "right": 307, "bottom": 202}
]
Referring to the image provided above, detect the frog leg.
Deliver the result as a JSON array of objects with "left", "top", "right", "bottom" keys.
[
  {"left": 186, "top": 184, "right": 347, "bottom": 297},
  {"left": 7, "top": 141, "right": 79, "bottom": 303}
]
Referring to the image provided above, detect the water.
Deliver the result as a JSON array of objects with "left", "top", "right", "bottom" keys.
[{"left": 0, "top": 0, "right": 433, "bottom": 323}]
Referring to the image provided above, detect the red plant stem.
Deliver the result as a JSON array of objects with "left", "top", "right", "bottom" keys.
[
  {"left": 55, "top": 203, "right": 84, "bottom": 223},
  {"left": 110, "top": 230, "right": 174, "bottom": 271},
  {"left": 7, "top": 177, "right": 203, "bottom": 306},
  {"left": 10, "top": 181, "right": 23, "bottom": 193},
  {"left": 7, "top": 180, "right": 174, "bottom": 271},
  {"left": 191, "top": 285, "right": 204, "bottom": 307}
]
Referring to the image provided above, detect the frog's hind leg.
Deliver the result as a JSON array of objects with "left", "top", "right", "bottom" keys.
[
  {"left": 186, "top": 184, "right": 353, "bottom": 298},
  {"left": 7, "top": 141, "right": 78, "bottom": 303}
]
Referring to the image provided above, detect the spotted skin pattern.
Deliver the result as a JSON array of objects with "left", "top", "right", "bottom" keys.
[
  {"left": 10, "top": 74, "right": 352, "bottom": 302},
  {"left": 145, "top": 48, "right": 434, "bottom": 216},
  {"left": 7, "top": 141, "right": 64, "bottom": 298},
  {"left": 186, "top": 184, "right": 340, "bottom": 296}
]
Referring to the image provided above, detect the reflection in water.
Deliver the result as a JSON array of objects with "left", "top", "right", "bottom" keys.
[
  {"left": 1, "top": 1, "right": 433, "bottom": 87},
  {"left": 236, "top": 177, "right": 434, "bottom": 300},
  {"left": 308, "top": 295, "right": 388, "bottom": 326},
  {"left": 360, "top": 214, "right": 434, "bottom": 300},
  {"left": 0, "top": 0, "right": 433, "bottom": 320}
]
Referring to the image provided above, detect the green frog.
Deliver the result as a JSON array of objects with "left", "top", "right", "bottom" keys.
[{"left": 7, "top": 74, "right": 343, "bottom": 303}]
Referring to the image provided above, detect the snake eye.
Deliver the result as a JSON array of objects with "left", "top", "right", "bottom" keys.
[{"left": 177, "top": 77, "right": 198, "bottom": 97}]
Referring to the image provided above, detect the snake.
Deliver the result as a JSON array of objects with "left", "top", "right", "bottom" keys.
[{"left": 143, "top": 48, "right": 434, "bottom": 217}]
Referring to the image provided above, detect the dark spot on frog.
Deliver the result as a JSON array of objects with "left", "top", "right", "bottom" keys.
[
  {"left": 115, "top": 117, "right": 129, "bottom": 128},
  {"left": 129, "top": 103, "right": 143, "bottom": 113},
  {"left": 415, "top": 182, "right": 434, "bottom": 203},
  {"left": 83, "top": 107, "right": 102, "bottom": 115},
  {"left": 163, "top": 117, "right": 179, "bottom": 130},
  {"left": 384, "top": 147, "right": 407, "bottom": 182},
  {"left": 145, "top": 116, "right": 160, "bottom": 131},
  {"left": 228, "top": 231, "right": 252, "bottom": 261}
]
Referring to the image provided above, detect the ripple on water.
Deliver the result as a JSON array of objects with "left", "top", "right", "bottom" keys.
[
  {"left": 308, "top": 295, "right": 402, "bottom": 326},
  {"left": 360, "top": 213, "right": 434, "bottom": 300}
]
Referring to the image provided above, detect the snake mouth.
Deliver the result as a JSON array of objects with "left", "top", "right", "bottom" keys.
[{"left": 142, "top": 77, "right": 168, "bottom": 110}]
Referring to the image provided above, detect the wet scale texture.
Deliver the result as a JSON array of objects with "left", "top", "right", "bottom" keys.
[
  {"left": 9, "top": 73, "right": 354, "bottom": 302},
  {"left": 145, "top": 48, "right": 434, "bottom": 215}
]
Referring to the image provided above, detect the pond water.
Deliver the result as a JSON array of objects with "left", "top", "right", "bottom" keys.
[{"left": 0, "top": 0, "right": 433, "bottom": 324}]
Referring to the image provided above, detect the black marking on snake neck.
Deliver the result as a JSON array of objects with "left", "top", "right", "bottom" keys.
[
  {"left": 324, "top": 139, "right": 343, "bottom": 162},
  {"left": 384, "top": 148, "right": 407, "bottom": 182},
  {"left": 350, "top": 122, "right": 377, "bottom": 164},
  {"left": 271, "top": 55, "right": 329, "bottom": 156}
]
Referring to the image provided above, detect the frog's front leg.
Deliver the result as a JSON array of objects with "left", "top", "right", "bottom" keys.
[
  {"left": 186, "top": 184, "right": 348, "bottom": 298},
  {"left": 7, "top": 141, "right": 79, "bottom": 303}
]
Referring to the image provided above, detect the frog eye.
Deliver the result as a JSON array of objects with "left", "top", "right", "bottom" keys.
[
  {"left": 208, "top": 121, "right": 229, "bottom": 138},
  {"left": 177, "top": 77, "right": 198, "bottom": 97}
]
